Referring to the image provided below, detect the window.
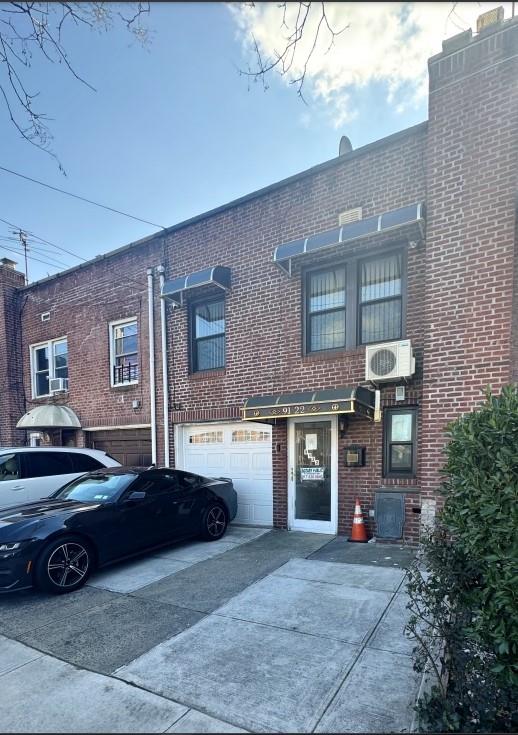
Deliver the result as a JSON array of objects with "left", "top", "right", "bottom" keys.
[
  {"left": 31, "top": 338, "right": 68, "bottom": 397},
  {"left": 188, "top": 431, "right": 224, "bottom": 444},
  {"left": 191, "top": 299, "right": 225, "bottom": 371},
  {"left": 176, "top": 470, "right": 202, "bottom": 490},
  {"left": 0, "top": 454, "right": 20, "bottom": 481},
  {"left": 306, "top": 267, "right": 346, "bottom": 353},
  {"left": 70, "top": 454, "right": 105, "bottom": 472},
  {"left": 128, "top": 472, "right": 176, "bottom": 497},
  {"left": 21, "top": 452, "right": 73, "bottom": 479},
  {"left": 359, "top": 253, "right": 402, "bottom": 344},
  {"left": 110, "top": 319, "right": 138, "bottom": 386},
  {"left": 232, "top": 429, "right": 270, "bottom": 442},
  {"left": 383, "top": 408, "right": 417, "bottom": 478}
]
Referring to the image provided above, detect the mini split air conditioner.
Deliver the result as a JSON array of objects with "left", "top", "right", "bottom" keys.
[
  {"left": 49, "top": 377, "right": 69, "bottom": 393},
  {"left": 365, "top": 340, "right": 415, "bottom": 383}
]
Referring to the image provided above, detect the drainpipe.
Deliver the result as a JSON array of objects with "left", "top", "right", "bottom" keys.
[
  {"left": 147, "top": 267, "right": 157, "bottom": 465},
  {"left": 157, "top": 265, "right": 170, "bottom": 466}
]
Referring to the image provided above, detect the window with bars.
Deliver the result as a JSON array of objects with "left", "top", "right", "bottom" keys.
[
  {"left": 191, "top": 299, "right": 225, "bottom": 371},
  {"left": 110, "top": 319, "right": 138, "bottom": 386},
  {"left": 31, "top": 338, "right": 68, "bottom": 397},
  {"left": 359, "top": 253, "right": 402, "bottom": 344},
  {"left": 306, "top": 266, "right": 346, "bottom": 352},
  {"left": 383, "top": 407, "right": 417, "bottom": 478}
]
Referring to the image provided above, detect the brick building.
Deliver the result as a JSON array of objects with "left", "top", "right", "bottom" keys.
[{"left": 1, "top": 13, "right": 517, "bottom": 543}]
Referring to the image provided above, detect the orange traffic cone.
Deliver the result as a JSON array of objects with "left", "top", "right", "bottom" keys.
[{"left": 349, "top": 497, "right": 368, "bottom": 543}]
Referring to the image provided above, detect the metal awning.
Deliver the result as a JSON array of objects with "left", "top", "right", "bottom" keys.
[
  {"left": 242, "top": 386, "right": 375, "bottom": 421},
  {"left": 16, "top": 405, "right": 81, "bottom": 430},
  {"left": 273, "top": 202, "right": 425, "bottom": 274},
  {"left": 161, "top": 266, "right": 231, "bottom": 306}
]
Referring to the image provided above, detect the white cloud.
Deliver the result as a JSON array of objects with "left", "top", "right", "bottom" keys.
[{"left": 229, "top": 2, "right": 513, "bottom": 126}]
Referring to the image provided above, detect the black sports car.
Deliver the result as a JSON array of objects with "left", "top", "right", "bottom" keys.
[{"left": 0, "top": 467, "right": 237, "bottom": 594}]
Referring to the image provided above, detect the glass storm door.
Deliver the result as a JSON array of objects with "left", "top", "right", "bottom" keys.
[{"left": 288, "top": 417, "right": 337, "bottom": 534}]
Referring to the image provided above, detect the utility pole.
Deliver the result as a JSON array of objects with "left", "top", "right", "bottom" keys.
[{"left": 15, "top": 229, "right": 29, "bottom": 283}]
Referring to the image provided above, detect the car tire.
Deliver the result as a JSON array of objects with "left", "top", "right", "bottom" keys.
[
  {"left": 200, "top": 503, "right": 228, "bottom": 541},
  {"left": 34, "top": 535, "right": 93, "bottom": 594}
]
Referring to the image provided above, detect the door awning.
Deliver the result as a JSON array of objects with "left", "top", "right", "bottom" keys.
[
  {"left": 161, "top": 266, "right": 231, "bottom": 306},
  {"left": 242, "top": 386, "right": 375, "bottom": 421},
  {"left": 16, "top": 405, "right": 81, "bottom": 430},
  {"left": 273, "top": 202, "right": 425, "bottom": 275}
]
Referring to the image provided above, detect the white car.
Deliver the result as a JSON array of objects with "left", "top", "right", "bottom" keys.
[{"left": 0, "top": 447, "right": 121, "bottom": 509}]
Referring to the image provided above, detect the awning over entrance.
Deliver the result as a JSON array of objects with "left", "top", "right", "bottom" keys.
[
  {"left": 242, "top": 386, "right": 375, "bottom": 421},
  {"left": 273, "top": 202, "right": 425, "bottom": 274},
  {"left": 161, "top": 266, "right": 231, "bottom": 306},
  {"left": 16, "top": 405, "right": 81, "bottom": 430}
]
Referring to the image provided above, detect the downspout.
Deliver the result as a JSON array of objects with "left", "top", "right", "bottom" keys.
[
  {"left": 147, "top": 267, "right": 157, "bottom": 465},
  {"left": 157, "top": 265, "right": 170, "bottom": 466}
]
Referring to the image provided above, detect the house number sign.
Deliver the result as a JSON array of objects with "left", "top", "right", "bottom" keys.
[{"left": 242, "top": 399, "right": 354, "bottom": 421}]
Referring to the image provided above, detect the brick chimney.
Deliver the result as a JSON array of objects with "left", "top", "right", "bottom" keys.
[
  {"left": 0, "top": 258, "right": 26, "bottom": 445},
  {"left": 420, "top": 10, "right": 518, "bottom": 508}
]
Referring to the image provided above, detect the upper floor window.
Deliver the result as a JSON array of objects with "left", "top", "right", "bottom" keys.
[
  {"left": 31, "top": 337, "right": 68, "bottom": 397},
  {"left": 359, "top": 253, "right": 402, "bottom": 344},
  {"left": 303, "top": 250, "right": 405, "bottom": 355},
  {"left": 306, "top": 267, "right": 346, "bottom": 352},
  {"left": 110, "top": 319, "right": 138, "bottom": 386},
  {"left": 191, "top": 299, "right": 225, "bottom": 372}
]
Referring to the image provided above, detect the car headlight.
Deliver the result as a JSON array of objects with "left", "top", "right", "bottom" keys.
[{"left": 0, "top": 541, "right": 24, "bottom": 551}]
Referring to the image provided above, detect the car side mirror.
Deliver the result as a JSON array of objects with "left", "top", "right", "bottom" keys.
[{"left": 125, "top": 490, "right": 146, "bottom": 503}]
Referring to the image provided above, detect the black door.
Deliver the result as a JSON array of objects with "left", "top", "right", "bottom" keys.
[{"left": 106, "top": 473, "right": 179, "bottom": 560}]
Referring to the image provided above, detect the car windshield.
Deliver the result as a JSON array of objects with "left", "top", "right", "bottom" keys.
[{"left": 53, "top": 473, "right": 135, "bottom": 503}]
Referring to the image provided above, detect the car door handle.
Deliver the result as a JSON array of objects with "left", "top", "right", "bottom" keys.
[{"left": 12, "top": 485, "right": 25, "bottom": 491}]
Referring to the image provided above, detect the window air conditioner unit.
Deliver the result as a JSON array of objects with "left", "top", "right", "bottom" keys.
[
  {"left": 365, "top": 340, "right": 415, "bottom": 383},
  {"left": 49, "top": 377, "right": 69, "bottom": 393}
]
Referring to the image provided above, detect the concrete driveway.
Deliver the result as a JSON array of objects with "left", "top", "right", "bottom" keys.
[{"left": 0, "top": 528, "right": 419, "bottom": 733}]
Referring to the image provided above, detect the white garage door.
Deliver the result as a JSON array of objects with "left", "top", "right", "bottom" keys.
[{"left": 177, "top": 422, "right": 273, "bottom": 526}]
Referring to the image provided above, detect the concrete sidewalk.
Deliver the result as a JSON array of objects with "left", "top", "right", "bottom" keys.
[{"left": 0, "top": 530, "right": 419, "bottom": 733}]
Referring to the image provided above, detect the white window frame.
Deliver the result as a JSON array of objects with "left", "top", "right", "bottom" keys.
[
  {"left": 109, "top": 317, "right": 139, "bottom": 388},
  {"left": 30, "top": 336, "right": 68, "bottom": 399}
]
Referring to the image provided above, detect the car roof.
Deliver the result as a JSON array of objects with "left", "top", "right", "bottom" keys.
[{"left": 87, "top": 466, "right": 168, "bottom": 476}]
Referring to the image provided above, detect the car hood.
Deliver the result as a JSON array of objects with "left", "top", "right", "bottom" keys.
[{"left": 0, "top": 499, "right": 99, "bottom": 539}]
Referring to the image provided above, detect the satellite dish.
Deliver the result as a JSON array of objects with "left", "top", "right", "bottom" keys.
[{"left": 339, "top": 135, "right": 353, "bottom": 156}]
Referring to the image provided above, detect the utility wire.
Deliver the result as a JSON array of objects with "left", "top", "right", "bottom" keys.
[
  {"left": 0, "top": 165, "right": 167, "bottom": 230},
  {"left": 0, "top": 216, "right": 88, "bottom": 263},
  {"left": 0, "top": 242, "right": 70, "bottom": 269},
  {"left": 0, "top": 215, "right": 151, "bottom": 290},
  {"left": 0, "top": 242, "right": 72, "bottom": 271}
]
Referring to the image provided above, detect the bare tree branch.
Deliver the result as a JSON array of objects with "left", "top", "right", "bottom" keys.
[
  {"left": 239, "top": 1, "right": 348, "bottom": 101},
  {"left": 0, "top": 2, "right": 151, "bottom": 168}
]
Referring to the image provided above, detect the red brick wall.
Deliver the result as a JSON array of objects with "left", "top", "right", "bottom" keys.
[
  {"left": 421, "top": 21, "right": 518, "bottom": 504},
  {"left": 16, "top": 242, "right": 163, "bottom": 441},
  {"left": 155, "top": 125, "right": 428, "bottom": 540}
]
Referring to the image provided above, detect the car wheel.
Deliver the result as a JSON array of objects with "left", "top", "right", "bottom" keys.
[
  {"left": 34, "top": 535, "right": 93, "bottom": 594},
  {"left": 201, "top": 503, "right": 228, "bottom": 541}
]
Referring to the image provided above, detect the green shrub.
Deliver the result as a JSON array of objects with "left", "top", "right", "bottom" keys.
[{"left": 406, "top": 386, "right": 518, "bottom": 732}]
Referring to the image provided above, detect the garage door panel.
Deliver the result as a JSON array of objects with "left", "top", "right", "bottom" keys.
[
  {"left": 229, "top": 453, "right": 250, "bottom": 470},
  {"left": 180, "top": 422, "right": 273, "bottom": 527},
  {"left": 251, "top": 453, "right": 272, "bottom": 472}
]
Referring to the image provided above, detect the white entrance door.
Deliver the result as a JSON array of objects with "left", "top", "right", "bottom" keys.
[
  {"left": 176, "top": 422, "right": 273, "bottom": 526},
  {"left": 288, "top": 416, "right": 338, "bottom": 534}
]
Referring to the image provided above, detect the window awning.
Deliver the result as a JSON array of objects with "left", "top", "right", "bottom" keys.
[
  {"left": 16, "top": 405, "right": 81, "bottom": 430},
  {"left": 273, "top": 202, "right": 425, "bottom": 274},
  {"left": 161, "top": 266, "right": 231, "bottom": 306},
  {"left": 242, "top": 386, "right": 375, "bottom": 421}
]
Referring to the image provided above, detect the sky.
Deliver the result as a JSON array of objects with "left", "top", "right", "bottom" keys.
[{"left": 0, "top": 1, "right": 512, "bottom": 282}]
